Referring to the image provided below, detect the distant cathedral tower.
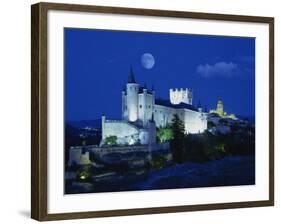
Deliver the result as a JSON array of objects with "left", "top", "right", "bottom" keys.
[
  {"left": 126, "top": 67, "right": 139, "bottom": 122},
  {"left": 216, "top": 99, "right": 224, "bottom": 116},
  {"left": 169, "top": 88, "right": 192, "bottom": 105}
]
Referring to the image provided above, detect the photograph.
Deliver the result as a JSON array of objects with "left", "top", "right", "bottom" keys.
[{"left": 64, "top": 28, "right": 256, "bottom": 194}]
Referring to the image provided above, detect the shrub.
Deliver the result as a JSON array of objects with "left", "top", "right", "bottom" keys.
[
  {"left": 207, "top": 121, "right": 216, "bottom": 128},
  {"left": 150, "top": 156, "right": 167, "bottom": 169},
  {"left": 157, "top": 127, "right": 173, "bottom": 143},
  {"left": 104, "top": 135, "right": 117, "bottom": 146}
]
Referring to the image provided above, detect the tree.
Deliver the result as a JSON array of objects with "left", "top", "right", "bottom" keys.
[
  {"left": 157, "top": 127, "right": 173, "bottom": 143},
  {"left": 207, "top": 121, "right": 216, "bottom": 129},
  {"left": 104, "top": 135, "right": 117, "bottom": 146},
  {"left": 170, "top": 114, "right": 185, "bottom": 163}
]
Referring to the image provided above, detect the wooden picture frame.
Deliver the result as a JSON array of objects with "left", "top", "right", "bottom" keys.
[{"left": 31, "top": 2, "right": 274, "bottom": 221}]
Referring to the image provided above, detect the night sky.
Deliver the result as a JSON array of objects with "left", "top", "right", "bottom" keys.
[{"left": 64, "top": 28, "right": 255, "bottom": 122}]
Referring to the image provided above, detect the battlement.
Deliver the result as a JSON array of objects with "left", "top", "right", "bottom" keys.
[
  {"left": 169, "top": 88, "right": 192, "bottom": 105},
  {"left": 169, "top": 88, "right": 192, "bottom": 92}
]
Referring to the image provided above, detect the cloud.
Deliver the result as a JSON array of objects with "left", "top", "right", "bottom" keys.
[{"left": 196, "top": 62, "right": 238, "bottom": 78}]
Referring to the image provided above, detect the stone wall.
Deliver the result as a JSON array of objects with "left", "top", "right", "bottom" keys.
[
  {"left": 68, "top": 143, "right": 171, "bottom": 167},
  {"left": 102, "top": 118, "right": 139, "bottom": 144}
]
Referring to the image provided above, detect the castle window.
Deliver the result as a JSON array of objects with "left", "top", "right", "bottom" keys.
[
  {"left": 148, "top": 105, "right": 151, "bottom": 108},
  {"left": 140, "top": 105, "right": 142, "bottom": 109},
  {"left": 125, "top": 106, "right": 127, "bottom": 110}
]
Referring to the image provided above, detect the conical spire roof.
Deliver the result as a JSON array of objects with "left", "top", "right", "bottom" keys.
[{"left": 128, "top": 66, "right": 136, "bottom": 83}]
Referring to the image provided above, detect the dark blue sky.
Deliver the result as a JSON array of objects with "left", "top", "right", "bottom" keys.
[{"left": 65, "top": 28, "right": 255, "bottom": 122}]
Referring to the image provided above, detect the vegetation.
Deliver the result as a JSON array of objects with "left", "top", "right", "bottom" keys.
[
  {"left": 170, "top": 114, "right": 185, "bottom": 163},
  {"left": 157, "top": 127, "right": 173, "bottom": 143},
  {"left": 76, "top": 165, "right": 93, "bottom": 181},
  {"left": 104, "top": 135, "right": 117, "bottom": 146},
  {"left": 183, "top": 132, "right": 223, "bottom": 162},
  {"left": 183, "top": 129, "right": 255, "bottom": 163},
  {"left": 207, "top": 121, "right": 216, "bottom": 128},
  {"left": 150, "top": 155, "right": 168, "bottom": 169},
  {"left": 168, "top": 114, "right": 255, "bottom": 164},
  {"left": 219, "top": 119, "right": 228, "bottom": 125}
]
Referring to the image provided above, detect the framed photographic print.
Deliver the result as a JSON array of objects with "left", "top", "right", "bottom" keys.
[{"left": 31, "top": 2, "right": 274, "bottom": 221}]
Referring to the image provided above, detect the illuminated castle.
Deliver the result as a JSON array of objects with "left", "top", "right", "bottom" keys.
[{"left": 101, "top": 68, "right": 207, "bottom": 146}]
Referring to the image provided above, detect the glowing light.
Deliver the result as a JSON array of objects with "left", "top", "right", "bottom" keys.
[
  {"left": 80, "top": 175, "right": 86, "bottom": 180},
  {"left": 79, "top": 171, "right": 90, "bottom": 180},
  {"left": 128, "top": 137, "right": 136, "bottom": 145}
]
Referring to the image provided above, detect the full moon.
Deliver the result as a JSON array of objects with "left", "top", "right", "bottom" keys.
[{"left": 141, "top": 53, "right": 155, "bottom": 69}]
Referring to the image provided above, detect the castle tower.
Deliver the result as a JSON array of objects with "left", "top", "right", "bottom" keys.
[
  {"left": 138, "top": 83, "right": 155, "bottom": 127},
  {"left": 126, "top": 67, "right": 139, "bottom": 122},
  {"left": 169, "top": 88, "right": 192, "bottom": 105},
  {"left": 216, "top": 99, "right": 224, "bottom": 116}
]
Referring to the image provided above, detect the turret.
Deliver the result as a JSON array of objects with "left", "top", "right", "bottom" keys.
[
  {"left": 126, "top": 67, "right": 139, "bottom": 122},
  {"left": 169, "top": 88, "right": 193, "bottom": 105}
]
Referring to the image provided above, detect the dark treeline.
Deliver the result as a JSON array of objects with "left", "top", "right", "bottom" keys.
[{"left": 170, "top": 114, "right": 255, "bottom": 163}]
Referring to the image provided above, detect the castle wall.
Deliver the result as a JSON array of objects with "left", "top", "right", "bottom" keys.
[
  {"left": 67, "top": 143, "right": 172, "bottom": 170},
  {"left": 182, "top": 109, "right": 207, "bottom": 134},
  {"left": 68, "top": 148, "right": 91, "bottom": 166},
  {"left": 102, "top": 119, "right": 139, "bottom": 139},
  {"left": 102, "top": 118, "right": 151, "bottom": 145},
  {"left": 153, "top": 105, "right": 207, "bottom": 133},
  {"left": 154, "top": 104, "right": 177, "bottom": 127}
]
